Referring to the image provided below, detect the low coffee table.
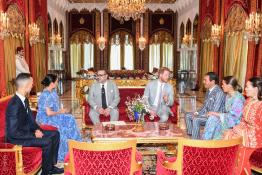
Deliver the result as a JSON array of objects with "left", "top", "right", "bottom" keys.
[{"left": 91, "top": 122, "right": 186, "bottom": 144}]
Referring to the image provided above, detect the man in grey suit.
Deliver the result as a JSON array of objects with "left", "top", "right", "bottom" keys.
[
  {"left": 88, "top": 70, "right": 120, "bottom": 124},
  {"left": 143, "top": 67, "right": 174, "bottom": 122},
  {"left": 185, "top": 72, "right": 225, "bottom": 139}
]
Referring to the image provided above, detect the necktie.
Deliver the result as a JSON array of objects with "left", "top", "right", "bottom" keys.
[
  {"left": 24, "top": 98, "right": 30, "bottom": 113},
  {"left": 101, "top": 85, "right": 107, "bottom": 109},
  {"left": 157, "top": 84, "right": 163, "bottom": 107}
]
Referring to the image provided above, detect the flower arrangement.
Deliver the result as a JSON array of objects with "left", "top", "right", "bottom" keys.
[{"left": 125, "top": 94, "right": 150, "bottom": 122}]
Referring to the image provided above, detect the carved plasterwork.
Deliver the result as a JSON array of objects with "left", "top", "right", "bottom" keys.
[
  {"left": 201, "top": 17, "right": 212, "bottom": 40},
  {"left": 70, "top": 30, "right": 95, "bottom": 44},
  {"left": 224, "top": 4, "right": 248, "bottom": 33},
  {"left": 6, "top": 4, "right": 25, "bottom": 39}
]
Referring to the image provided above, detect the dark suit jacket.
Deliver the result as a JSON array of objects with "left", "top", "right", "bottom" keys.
[{"left": 6, "top": 95, "right": 40, "bottom": 142}]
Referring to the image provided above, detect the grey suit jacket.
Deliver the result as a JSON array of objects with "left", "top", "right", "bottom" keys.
[
  {"left": 88, "top": 80, "right": 120, "bottom": 110},
  {"left": 143, "top": 79, "right": 174, "bottom": 113},
  {"left": 197, "top": 85, "right": 225, "bottom": 116}
]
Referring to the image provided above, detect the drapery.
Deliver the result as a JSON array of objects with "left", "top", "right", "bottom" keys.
[
  {"left": 149, "top": 43, "right": 174, "bottom": 72},
  {"left": 149, "top": 44, "right": 160, "bottom": 72},
  {"left": 70, "top": 43, "right": 82, "bottom": 78},
  {"left": 110, "top": 44, "right": 121, "bottom": 70},
  {"left": 123, "top": 44, "right": 134, "bottom": 70},
  {"left": 223, "top": 32, "right": 248, "bottom": 87},
  {"left": 4, "top": 37, "right": 22, "bottom": 95},
  {"left": 34, "top": 42, "right": 46, "bottom": 92},
  {"left": 200, "top": 40, "right": 214, "bottom": 89},
  {"left": 83, "top": 43, "right": 94, "bottom": 70}
]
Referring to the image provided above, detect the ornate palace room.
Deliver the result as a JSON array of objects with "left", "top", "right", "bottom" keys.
[{"left": 0, "top": 0, "right": 262, "bottom": 175}]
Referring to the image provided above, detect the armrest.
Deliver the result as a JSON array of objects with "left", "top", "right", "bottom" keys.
[
  {"left": 156, "top": 150, "right": 178, "bottom": 174},
  {"left": 134, "top": 151, "right": 143, "bottom": 175},
  {"left": 40, "top": 124, "right": 58, "bottom": 131}
]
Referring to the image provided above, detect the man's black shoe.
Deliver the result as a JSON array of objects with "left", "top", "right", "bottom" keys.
[{"left": 49, "top": 166, "right": 64, "bottom": 174}]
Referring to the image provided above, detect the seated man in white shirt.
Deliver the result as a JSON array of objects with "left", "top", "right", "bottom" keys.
[
  {"left": 143, "top": 67, "right": 174, "bottom": 122},
  {"left": 87, "top": 70, "right": 120, "bottom": 124},
  {"left": 15, "top": 47, "right": 30, "bottom": 76}
]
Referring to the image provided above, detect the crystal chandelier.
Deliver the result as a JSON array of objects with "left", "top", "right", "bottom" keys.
[
  {"left": 211, "top": 24, "right": 221, "bottom": 47},
  {"left": 138, "top": 16, "right": 146, "bottom": 50},
  {"left": 107, "top": 0, "right": 146, "bottom": 23},
  {"left": 29, "top": 23, "right": 40, "bottom": 46},
  {"left": 97, "top": 12, "right": 106, "bottom": 51},
  {"left": 245, "top": 12, "right": 262, "bottom": 44},
  {"left": 0, "top": 11, "right": 10, "bottom": 40},
  {"left": 182, "top": 34, "right": 192, "bottom": 46}
]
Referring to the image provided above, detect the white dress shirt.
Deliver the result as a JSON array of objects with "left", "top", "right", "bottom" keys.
[
  {"left": 153, "top": 81, "right": 165, "bottom": 106},
  {"left": 16, "top": 92, "right": 26, "bottom": 108},
  {"left": 16, "top": 54, "right": 30, "bottom": 76}
]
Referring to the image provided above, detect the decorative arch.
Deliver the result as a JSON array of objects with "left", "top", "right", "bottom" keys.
[
  {"left": 224, "top": 4, "right": 248, "bottom": 33},
  {"left": 59, "top": 21, "right": 64, "bottom": 47},
  {"left": 6, "top": 4, "right": 25, "bottom": 39},
  {"left": 149, "top": 31, "right": 174, "bottom": 44},
  {"left": 53, "top": 18, "right": 58, "bottom": 35},
  {"left": 180, "top": 22, "right": 185, "bottom": 47},
  {"left": 48, "top": 13, "right": 52, "bottom": 43},
  {"left": 201, "top": 17, "right": 212, "bottom": 40},
  {"left": 110, "top": 31, "right": 134, "bottom": 46},
  {"left": 193, "top": 15, "right": 199, "bottom": 44},
  {"left": 70, "top": 30, "right": 95, "bottom": 44},
  {"left": 186, "top": 18, "right": 192, "bottom": 35}
]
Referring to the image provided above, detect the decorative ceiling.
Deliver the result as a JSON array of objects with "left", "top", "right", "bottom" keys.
[{"left": 67, "top": 0, "right": 176, "bottom": 3}]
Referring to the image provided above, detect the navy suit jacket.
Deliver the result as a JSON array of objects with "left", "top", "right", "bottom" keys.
[{"left": 6, "top": 95, "right": 40, "bottom": 142}]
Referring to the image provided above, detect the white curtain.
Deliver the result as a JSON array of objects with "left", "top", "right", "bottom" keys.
[
  {"left": 162, "top": 43, "right": 174, "bottom": 71},
  {"left": 84, "top": 43, "right": 94, "bottom": 69},
  {"left": 124, "top": 44, "right": 134, "bottom": 70},
  {"left": 110, "top": 44, "right": 121, "bottom": 70},
  {"left": 70, "top": 43, "right": 82, "bottom": 78},
  {"left": 149, "top": 44, "right": 161, "bottom": 72}
]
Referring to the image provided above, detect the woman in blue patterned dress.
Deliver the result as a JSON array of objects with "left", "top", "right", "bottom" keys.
[
  {"left": 36, "top": 74, "right": 82, "bottom": 161},
  {"left": 202, "top": 76, "right": 245, "bottom": 140}
]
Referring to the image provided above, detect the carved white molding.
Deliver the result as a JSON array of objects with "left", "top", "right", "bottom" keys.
[{"left": 49, "top": 0, "right": 195, "bottom": 12}]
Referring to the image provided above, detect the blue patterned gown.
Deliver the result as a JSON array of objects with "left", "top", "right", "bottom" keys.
[
  {"left": 36, "top": 89, "right": 82, "bottom": 161},
  {"left": 202, "top": 91, "right": 245, "bottom": 140}
]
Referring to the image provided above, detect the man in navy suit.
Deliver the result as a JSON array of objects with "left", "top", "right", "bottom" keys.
[
  {"left": 185, "top": 72, "right": 225, "bottom": 139},
  {"left": 6, "top": 73, "right": 63, "bottom": 175}
]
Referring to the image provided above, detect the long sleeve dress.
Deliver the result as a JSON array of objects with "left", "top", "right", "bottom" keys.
[
  {"left": 36, "top": 89, "right": 82, "bottom": 161},
  {"left": 203, "top": 91, "right": 245, "bottom": 140}
]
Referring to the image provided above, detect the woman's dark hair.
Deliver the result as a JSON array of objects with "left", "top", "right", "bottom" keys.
[
  {"left": 205, "top": 72, "right": 218, "bottom": 84},
  {"left": 248, "top": 77, "right": 262, "bottom": 101},
  {"left": 16, "top": 47, "right": 24, "bottom": 53},
  {"left": 223, "top": 76, "right": 242, "bottom": 93},
  {"left": 41, "top": 74, "right": 58, "bottom": 87}
]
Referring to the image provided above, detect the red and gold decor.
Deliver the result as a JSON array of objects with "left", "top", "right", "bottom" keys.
[
  {"left": 211, "top": 24, "right": 221, "bottom": 47},
  {"left": 107, "top": 0, "right": 146, "bottom": 23},
  {"left": 28, "top": 22, "right": 40, "bottom": 46},
  {"left": 0, "top": 11, "right": 9, "bottom": 40},
  {"left": 245, "top": 12, "right": 262, "bottom": 44}
]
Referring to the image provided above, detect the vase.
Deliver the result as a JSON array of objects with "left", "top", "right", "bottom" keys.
[{"left": 133, "top": 111, "right": 144, "bottom": 132}]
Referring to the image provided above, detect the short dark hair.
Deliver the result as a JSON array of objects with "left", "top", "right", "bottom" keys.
[
  {"left": 97, "top": 69, "right": 108, "bottom": 75},
  {"left": 223, "top": 76, "right": 242, "bottom": 93},
  {"left": 15, "top": 73, "right": 32, "bottom": 87},
  {"left": 248, "top": 77, "right": 262, "bottom": 101},
  {"left": 158, "top": 67, "right": 170, "bottom": 75},
  {"left": 205, "top": 72, "right": 218, "bottom": 84},
  {"left": 41, "top": 74, "right": 58, "bottom": 87},
  {"left": 16, "top": 47, "right": 24, "bottom": 53}
]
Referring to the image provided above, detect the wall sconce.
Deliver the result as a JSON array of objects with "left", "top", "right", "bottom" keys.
[
  {"left": 49, "top": 34, "right": 62, "bottom": 48},
  {"left": 182, "top": 34, "right": 192, "bottom": 46},
  {"left": 29, "top": 23, "right": 40, "bottom": 46},
  {"left": 211, "top": 24, "right": 221, "bottom": 47},
  {"left": 0, "top": 11, "right": 10, "bottom": 40},
  {"left": 245, "top": 12, "right": 262, "bottom": 44},
  {"left": 139, "top": 16, "right": 146, "bottom": 51},
  {"left": 97, "top": 36, "right": 106, "bottom": 51}
]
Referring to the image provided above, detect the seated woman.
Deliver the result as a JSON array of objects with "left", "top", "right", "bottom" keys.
[
  {"left": 36, "top": 74, "right": 82, "bottom": 161},
  {"left": 203, "top": 76, "right": 245, "bottom": 140},
  {"left": 224, "top": 77, "right": 262, "bottom": 175}
]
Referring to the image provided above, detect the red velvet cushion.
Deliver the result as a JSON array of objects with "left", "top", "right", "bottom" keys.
[
  {"left": 250, "top": 147, "right": 262, "bottom": 168},
  {"left": 182, "top": 145, "right": 239, "bottom": 175},
  {"left": 0, "top": 144, "right": 16, "bottom": 175},
  {"left": 0, "top": 97, "right": 11, "bottom": 143},
  {"left": 156, "top": 150, "right": 177, "bottom": 175},
  {"left": 72, "top": 148, "right": 132, "bottom": 175},
  {"left": 22, "top": 147, "right": 42, "bottom": 174}
]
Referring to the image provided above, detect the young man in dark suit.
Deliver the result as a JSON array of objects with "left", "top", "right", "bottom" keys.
[{"left": 5, "top": 73, "right": 63, "bottom": 175}]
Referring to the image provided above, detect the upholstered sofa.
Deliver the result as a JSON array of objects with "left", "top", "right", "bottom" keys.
[
  {"left": 0, "top": 95, "right": 57, "bottom": 174},
  {"left": 82, "top": 87, "right": 179, "bottom": 128}
]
